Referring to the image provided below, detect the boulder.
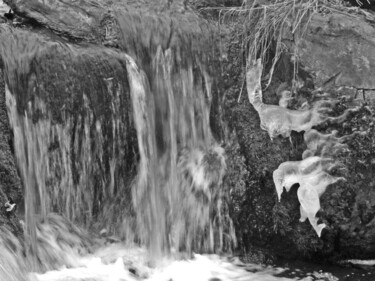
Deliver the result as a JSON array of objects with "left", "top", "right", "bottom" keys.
[
  {"left": 295, "top": 11, "right": 375, "bottom": 91},
  {"left": 222, "top": 7, "right": 375, "bottom": 261}
]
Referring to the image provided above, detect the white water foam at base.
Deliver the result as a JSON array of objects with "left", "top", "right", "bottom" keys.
[{"left": 32, "top": 244, "right": 313, "bottom": 281}]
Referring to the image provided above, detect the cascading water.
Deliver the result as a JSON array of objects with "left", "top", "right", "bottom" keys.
[
  {"left": 126, "top": 47, "right": 234, "bottom": 258},
  {"left": 0, "top": 12, "right": 236, "bottom": 275},
  {"left": 6, "top": 89, "right": 49, "bottom": 269},
  {"left": 0, "top": 2, "right": 362, "bottom": 280},
  {"left": 1, "top": 24, "right": 138, "bottom": 271}
]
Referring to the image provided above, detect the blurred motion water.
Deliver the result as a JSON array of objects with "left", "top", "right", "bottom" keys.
[
  {"left": 0, "top": 8, "right": 235, "bottom": 277},
  {"left": 1, "top": 2, "right": 374, "bottom": 280}
]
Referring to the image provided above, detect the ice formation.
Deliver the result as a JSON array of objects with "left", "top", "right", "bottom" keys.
[
  {"left": 273, "top": 157, "right": 345, "bottom": 236},
  {"left": 302, "top": 129, "right": 365, "bottom": 159},
  {"left": 246, "top": 59, "right": 360, "bottom": 236},
  {"left": 246, "top": 59, "right": 357, "bottom": 141}
]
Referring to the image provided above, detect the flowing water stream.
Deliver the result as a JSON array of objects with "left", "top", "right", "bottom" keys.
[
  {"left": 0, "top": 11, "right": 241, "bottom": 278},
  {"left": 0, "top": 2, "right": 374, "bottom": 280}
]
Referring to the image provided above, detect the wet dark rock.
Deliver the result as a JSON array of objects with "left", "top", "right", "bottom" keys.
[
  {"left": 0, "top": 68, "right": 23, "bottom": 236},
  {"left": 282, "top": 9, "right": 375, "bottom": 260},
  {"left": 128, "top": 267, "right": 140, "bottom": 277},
  {"left": 3, "top": 9, "right": 14, "bottom": 20},
  {"left": 345, "top": 0, "right": 375, "bottom": 11},
  {"left": 220, "top": 6, "right": 375, "bottom": 262}
]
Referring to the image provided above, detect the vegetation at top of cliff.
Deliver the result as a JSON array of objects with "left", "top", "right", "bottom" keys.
[{"left": 213, "top": 0, "right": 368, "bottom": 87}]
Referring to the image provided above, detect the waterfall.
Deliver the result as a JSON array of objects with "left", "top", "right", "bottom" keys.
[
  {"left": 126, "top": 48, "right": 234, "bottom": 257},
  {"left": 1, "top": 24, "right": 235, "bottom": 268},
  {"left": 1, "top": 27, "right": 137, "bottom": 269},
  {"left": 6, "top": 89, "right": 49, "bottom": 268}
]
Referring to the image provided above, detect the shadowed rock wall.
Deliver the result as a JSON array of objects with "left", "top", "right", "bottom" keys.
[
  {"left": 221, "top": 7, "right": 375, "bottom": 261},
  {"left": 0, "top": 68, "right": 23, "bottom": 235}
]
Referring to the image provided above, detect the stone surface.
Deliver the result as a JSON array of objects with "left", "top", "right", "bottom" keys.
[
  {"left": 294, "top": 11, "right": 375, "bottom": 90},
  {"left": 3, "top": 0, "right": 215, "bottom": 97},
  {"left": 345, "top": 0, "right": 375, "bottom": 10},
  {"left": 4, "top": 0, "right": 103, "bottom": 41},
  {"left": 4, "top": 0, "right": 213, "bottom": 61},
  {"left": 0, "top": 68, "right": 23, "bottom": 236},
  {"left": 222, "top": 6, "right": 375, "bottom": 261}
]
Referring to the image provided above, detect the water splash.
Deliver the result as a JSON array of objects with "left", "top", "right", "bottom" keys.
[
  {"left": 33, "top": 243, "right": 299, "bottom": 281},
  {"left": 0, "top": 213, "right": 95, "bottom": 280},
  {"left": 0, "top": 226, "right": 30, "bottom": 281}
]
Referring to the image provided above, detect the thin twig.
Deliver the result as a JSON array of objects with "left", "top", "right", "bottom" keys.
[{"left": 237, "top": 72, "right": 247, "bottom": 102}]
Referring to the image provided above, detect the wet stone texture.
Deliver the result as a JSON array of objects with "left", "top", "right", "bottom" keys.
[
  {"left": 294, "top": 12, "right": 375, "bottom": 90},
  {"left": 0, "top": 68, "right": 23, "bottom": 236},
  {"left": 221, "top": 8, "right": 375, "bottom": 262},
  {"left": 221, "top": 24, "right": 310, "bottom": 260}
]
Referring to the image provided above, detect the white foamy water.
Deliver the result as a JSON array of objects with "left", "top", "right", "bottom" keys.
[{"left": 33, "top": 244, "right": 301, "bottom": 281}]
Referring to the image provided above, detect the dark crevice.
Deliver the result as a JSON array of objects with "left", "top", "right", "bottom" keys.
[{"left": 344, "top": 0, "right": 375, "bottom": 10}]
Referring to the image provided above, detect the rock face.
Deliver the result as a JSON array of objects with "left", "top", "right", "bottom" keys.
[
  {"left": 0, "top": 68, "right": 23, "bottom": 236},
  {"left": 295, "top": 12, "right": 375, "bottom": 90},
  {"left": 3, "top": 0, "right": 212, "bottom": 58},
  {"left": 223, "top": 7, "right": 375, "bottom": 261},
  {"left": 345, "top": 0, "right": 375, "bottom": 10},
  {"left": 4, "top": 0, "right": 104, "bottom": 41}
]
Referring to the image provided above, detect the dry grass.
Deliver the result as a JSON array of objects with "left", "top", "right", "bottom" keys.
[{"left": 216, "top": 0, "right": 356, "bottom": 90}]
